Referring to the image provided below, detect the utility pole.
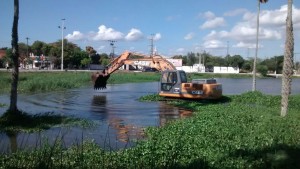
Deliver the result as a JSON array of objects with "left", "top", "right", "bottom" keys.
[
  {"left": 149, "top": 34, "right": 154, "bottom": 56},
  {"left": 58, "top": 19, "right": 66, "bottom": 71},
  {"left": 26, "top": 37, "right": 29, "bottom": 68},
  {"left": 226, "top": 41, "right": 229, "bottom": 56},
  {"left": 109, "top": 40, "right": 116, "bottom": 58}
]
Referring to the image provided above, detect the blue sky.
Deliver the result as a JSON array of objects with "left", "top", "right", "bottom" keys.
[{"left": 1, "top": 0, "right": 300, "bottom": 60}]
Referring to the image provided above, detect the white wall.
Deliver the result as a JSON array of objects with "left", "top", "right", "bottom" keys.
[{"left": 213, "top": 66, "right": 239, "bottom": 73}]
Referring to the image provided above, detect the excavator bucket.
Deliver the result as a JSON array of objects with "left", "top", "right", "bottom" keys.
[{"left": 92, "top": 71, "right": 110, "bottom": 90}]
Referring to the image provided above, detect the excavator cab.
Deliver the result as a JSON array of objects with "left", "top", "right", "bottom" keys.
[
  {"left": 160, "top": 70, "right": 187, "bottom": 92},
  {"left": 159, "top": 70, "right": 222, "bottom": 100}
]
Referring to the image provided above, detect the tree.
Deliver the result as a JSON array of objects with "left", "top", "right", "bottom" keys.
[
  {"left": 281, "top": 0, "right": 294, "bottom": 117},
  {"left": 9, "top": 0, "right": 20, "bottom": 113},
  {"left": 86, "top": 46, "right": 97, "bottom": 57},
  {"left": 252, "top": 0, "right": 268, "bottom": 91},
  {"left": 261, "top": 56, "right": 284, "bottom": 74},
  {"left": 228, "top": 55, "right": 245, "bottom": 68},
  {"left": 31, "top": 40, "right": 46, "bottom": 56}
]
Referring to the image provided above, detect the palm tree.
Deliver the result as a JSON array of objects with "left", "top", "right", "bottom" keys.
[
  {"left": 281, "top": 0, "right": 294, "bottom": 117},
  {"left": 252, "top": 0, "right": 268, "bottom": 91},
  {"left": 8, "top": 0, "right": 20, "bottom": 113}
]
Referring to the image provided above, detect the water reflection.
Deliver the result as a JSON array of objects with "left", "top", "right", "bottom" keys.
[{"left": 158, "top": 102, "right": 193, "bottom": 126}]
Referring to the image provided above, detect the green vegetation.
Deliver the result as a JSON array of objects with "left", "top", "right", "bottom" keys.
[
  {"left": 0, "top": 110, "right": 93, "bottom": 133},
  {"left": 0, "top": 71, "right": 258, "bottom": 95},
  {"left": 1, "top": 91, "right": 300, "bottom": 168},
  {"left": 0, "top": 71, "right": 161, "bottom": 94},
  {"left": 0, "top": 71, "right": 91, "bottom": 94},
  {"left": 108, "top": 71, "right": 160, "bottom": 84},
  {"left": 188, "top": 72, "right": 253, "bottom": 79}
]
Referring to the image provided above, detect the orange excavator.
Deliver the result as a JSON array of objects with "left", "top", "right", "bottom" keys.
[
  {"left": 91, "top": 51, "right": 222, "bottom": 100},
  {"left": 91, "top": 51, "right": 175, "bottom": 90}
]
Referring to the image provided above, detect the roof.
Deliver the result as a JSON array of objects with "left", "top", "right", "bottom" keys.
[{"left": 0, "top": 50, "right": 6, "bottom": 59}]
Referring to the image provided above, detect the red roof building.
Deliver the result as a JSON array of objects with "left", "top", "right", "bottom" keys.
[{"left": 0, "top": 50, "right": 6, "bottom": 59}]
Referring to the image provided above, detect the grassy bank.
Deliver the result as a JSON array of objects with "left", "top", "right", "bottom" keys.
[
  {"left": 0, "top": 71, "right": 91, "bottom": 94},
  {"left": 0, "top": 71, "right": 161, "bottom": 94},
  {"left": 1, "top": 91, "right": 300, "bottom": 168},
  {"left": 0, "top": 70, "right": 257, "bottom": 95}
]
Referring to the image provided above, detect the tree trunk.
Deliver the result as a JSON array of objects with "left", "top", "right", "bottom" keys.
[
  {"left": 281, "top": 0, "right": 294, "bottom": 117},
  {"left": 252, "top": 0, "right": 262, "bottom": 91},
  {"left": 9, "top": 0, "right": 19, "bottom": 113}
]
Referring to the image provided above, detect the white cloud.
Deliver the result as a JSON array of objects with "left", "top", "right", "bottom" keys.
[
  {"left": 202, "top": 40, "right": 224, "bottom": 49},
  {"left": 184, "top": 32, "right": 195, "bottom": 40},
  {"left": 125, "top": 28, "right": 144, "bottom": 41},
  {"left": 203, "top": 11, "right": 215, "bottom": 19},
  {"left": 200, "top": 4, "right": 300, "bottom": 53},
  {"left": 203, "top": 21, "right": 281, "bottom": 48},
  {"left": 201, "top": 17, "right": 226, "bottom": 29},
  {"left": 90, "top": 25, "right": 124, "bottom": 41},
  {"left": 65, "top": 31, "right": 84, "bottom": 41},
  {"left": 200, "top": 11, "right": 226, "bottom": 29},
  {"left": 153, "top": 33, "right": 162, "bottom": 41},
  {"left": 233, "top": 42, "right": 258, "bottom": 49}
]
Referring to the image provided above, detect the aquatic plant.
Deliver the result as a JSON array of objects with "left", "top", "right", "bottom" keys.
[{"left": 1, "top": 92, "right": 300, "bottom": 168}]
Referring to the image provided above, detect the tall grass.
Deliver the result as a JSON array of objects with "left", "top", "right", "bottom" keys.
[
  {"left": 0, "top": 71, "right": 160, "bottom": 94},
  {"left": 1, "top": 91, "right": 300, "bottom": 168},
  {"left": 0, "top": 71, "right": 91, "bottom": 94}
]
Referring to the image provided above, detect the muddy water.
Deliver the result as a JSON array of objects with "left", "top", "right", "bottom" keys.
[
  {"left": 0, "top": 82, "right": 192, "bottom": 153},
  {"left": 0, "top": 78, "right": 300, "bottom": 153}
]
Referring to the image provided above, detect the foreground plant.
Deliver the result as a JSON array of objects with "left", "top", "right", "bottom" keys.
[
  {"left": 0, "top": 110, "right": 93, "bottom": 132},
  {"left": 1, "top": 92, "right": 300, "bottom": 169}
]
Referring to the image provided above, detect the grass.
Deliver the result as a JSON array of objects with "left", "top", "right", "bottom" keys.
[
  {"left": 0, "top": 71, "right": 91, "bottom": 94},
  {"left": 0, "top": 71, "right": 161, "bottom": 94},
  {"left": 1, "top": 91, "right": 300, "bottom": 168},
  {"left": 0, "top": 110, "right": 94, "bottom": 133}
]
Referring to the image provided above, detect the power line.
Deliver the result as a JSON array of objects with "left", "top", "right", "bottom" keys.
[
  {"left": 58, "top": 18, "right": 66, "bottom": 71},
  {"left": 108, "top": 40, "right": 116, "bottom": 58}
]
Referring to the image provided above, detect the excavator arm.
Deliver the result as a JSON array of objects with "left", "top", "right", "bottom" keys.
[{"left": 91, "top": 51, "right": 176, "bottom": 90}]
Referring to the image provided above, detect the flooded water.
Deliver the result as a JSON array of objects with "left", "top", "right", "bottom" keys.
[
  {"left": 0, "top": 82, "right": 192, "bottom": 153},
  {"left": 0, "top": 78, "right": 300, "bottom": 153}
]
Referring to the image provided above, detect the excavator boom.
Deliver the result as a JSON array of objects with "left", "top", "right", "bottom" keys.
[{"left": 91, "top": 51, "right": 176, "bottom": 90}]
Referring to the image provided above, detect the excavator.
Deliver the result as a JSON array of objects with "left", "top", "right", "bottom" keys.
[{"left": 91, "top": 51, "right": 222, "bottom": 100}]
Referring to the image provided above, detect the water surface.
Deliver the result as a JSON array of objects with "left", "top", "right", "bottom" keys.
[{"left": 0, "top": 78, "right": 299, "bottom": 153}]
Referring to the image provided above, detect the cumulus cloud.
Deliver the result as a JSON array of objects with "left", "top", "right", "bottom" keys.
[
  {"left": 202, "top": 40, "right": 225, "bottom": 49},
  {"left": 199, "top": 5, "right": 300, "bottom": 51},
  {"left": 125, "top": 28, "right": 144, "bottom": 41},
  {"left": 203, "top": 11, "right": 215, "bottom": 19},
  {"left": 233, "top": 42, "right": 260, "bottom": 49},
  {"left": 243, "top": 5, "right": 300, "bottom": 29},
  {"left": 65, "top": 31, "right": 84, "bottom": 41},
  {"left": 66, "top": 24, "right": 150, "bottom": 43},
  {"left": 199, "top": 11, "right": 226, "bottom": 29},
  {"left": 184, "top": 32, "right": 195, "bottom": 40},
  {"left": 153, "top": 33, "right": 162, "bottom": 41},
  {"left": 201, "top": 17, "right": 226, "bottom": 29},
  {"left": 89, "top": 25, "right": 124, "bottom": 41},
  {"left": 147, "top": 33, "right": 161, "bottom": 41}
]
